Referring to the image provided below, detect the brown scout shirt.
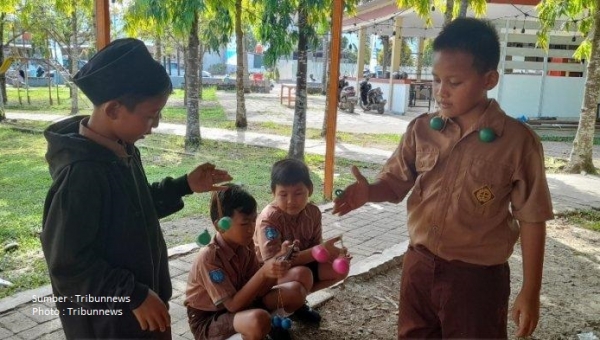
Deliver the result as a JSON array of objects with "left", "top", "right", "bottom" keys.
[
  {"left": 185, "top": 233, "right": 260, "bottom": 311},
  {"left": 254, "top": 203, "right": 322, "bottom": 262},
  {"left": 379, "top": 99, "right": 553, "bottom": 266}
]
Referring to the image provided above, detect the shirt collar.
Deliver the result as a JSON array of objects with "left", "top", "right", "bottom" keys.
[
  {"left": 79, "top": 117, "right": 131, "bottom": 162},
  {"left": 476, "top": 99, "right": 507, "bottom": 138},
  {"left": 215, "top": 233, "right": 237, "bottom": 261}
]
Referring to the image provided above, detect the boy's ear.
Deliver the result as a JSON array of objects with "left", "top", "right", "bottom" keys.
[
  {"left": 484, "top": 70, "right": 499, "bottom": 90},
  {"left": 103, "top": 100, "right": 121, "bottom": 120}
]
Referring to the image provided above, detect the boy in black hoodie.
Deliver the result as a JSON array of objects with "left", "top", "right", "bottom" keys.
[{"left": 41, "top": 38, "right": 232, "bottom": 339}]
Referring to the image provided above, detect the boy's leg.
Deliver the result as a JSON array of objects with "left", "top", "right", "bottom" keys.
[
  {"left": 232, "top": 308, "right": 272, "bottom": 340},
  {"left": 398, "top": 246, "right": 442, "bottom": 339},
  {"left": 311, "top": 261, "right": 347, "bottom": 292},
  {"left": 187, "top": 306, "right": 236, "bottom": 340},
  {"left": 438, "top": 260, "right": 510, "bottom": 339}
]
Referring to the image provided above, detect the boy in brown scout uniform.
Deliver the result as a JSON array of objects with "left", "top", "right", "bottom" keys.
[
  {"left": 333, "top": 18, "right": 553, "bottom": 339},
  {"left": 42, "top": 38, "right": 232, "bottom": 339},
  {"left": 254, "top": 159, "right": 350, "bottom": 324},
  {"left": 185, "top": 184, "right": 307, "bottom": 340}
]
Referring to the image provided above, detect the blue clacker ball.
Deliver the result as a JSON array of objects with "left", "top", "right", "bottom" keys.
[
  {"left": 430, "top": 116, "right": 444, "bottom": 131},
  {"left": 272, "top": 315, "right": 282, "bottom": 328},
  {"left": 280, "top": 317, "right": 292, "bottom": 329}
]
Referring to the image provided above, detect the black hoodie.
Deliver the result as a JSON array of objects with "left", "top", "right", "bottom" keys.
[{"left": 42, "top": 115, "right": 191, "bottom": 339}]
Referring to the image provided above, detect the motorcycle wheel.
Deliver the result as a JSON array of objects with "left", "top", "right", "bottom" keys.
[{"left": 377, "top": 106, "right": 384, "bottom": 114}]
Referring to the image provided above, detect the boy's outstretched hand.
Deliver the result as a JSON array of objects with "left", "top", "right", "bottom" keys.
[
  {"left": 187, "top": 163, "right": 232, "bottom": 193},
  {"left": 511, "top": 289, "right": 541, "bottom": 337},
  {"left": 132, "top": 289, "right": 171, "bottom": 333},
  {"left": 332, "top": 166, "right": 369, "bottom": 216}
]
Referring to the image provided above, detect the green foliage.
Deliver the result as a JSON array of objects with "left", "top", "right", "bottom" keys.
[
  {"left": 207, "top": 63, "right": 228, "bottom": 76},
  {"left": 537, "top": 0, "right": 596, "bottom": 59}
]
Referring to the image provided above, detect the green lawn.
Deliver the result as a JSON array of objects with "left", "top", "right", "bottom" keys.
[{"left": 0, "top": 122, "right": 381, "bottom": 298}]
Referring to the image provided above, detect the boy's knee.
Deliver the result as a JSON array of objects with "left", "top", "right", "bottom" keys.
[
  {"left": 288, "top": 266, "right": 314, "bottom": 284},
  {"left": 239, "top": 309, "right": 271, "bottom": 338}
]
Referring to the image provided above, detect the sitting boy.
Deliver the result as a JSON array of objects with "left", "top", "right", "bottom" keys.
[
  {"left": 254, "top": 159, "right": 351, "bottom": 324},
  {"left": 185, "top": 184, "right": 307, "bottom": 340}
]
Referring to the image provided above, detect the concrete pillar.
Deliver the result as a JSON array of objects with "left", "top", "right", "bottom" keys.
[
  {"left": 388, "top": 17, "right": 403, "bottom": 113},
  {"left": 355, "top": 26, "right": 366, "bottom": 90},
  {"left": 416, "top": 37, "right": 425, "bottom": 81}
]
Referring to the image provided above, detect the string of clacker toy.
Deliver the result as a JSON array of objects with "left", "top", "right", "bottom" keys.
[{"left": 196, "top": 190, "right": 232, "bottom": 246}]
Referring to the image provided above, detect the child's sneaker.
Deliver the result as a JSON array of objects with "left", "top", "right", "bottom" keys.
[
  {"left": 267, "top": 327, "right": 292, "bottom": 340},
  {"left": 292, "top": 303, "right": 321, "bottom": 324}
]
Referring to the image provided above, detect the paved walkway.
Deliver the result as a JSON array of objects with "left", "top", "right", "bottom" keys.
[{"left": 1, "top": 90, "right": 600, "bottom": 339}]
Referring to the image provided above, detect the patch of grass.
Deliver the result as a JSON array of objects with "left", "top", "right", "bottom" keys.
[
  {"left": 5, "top": 86, "right": 91, "bottom": 112},
  {"left": 558, "top": 209, "right": 600, "bottom": 232},
  {"left": 0, "top": 124, "right": 381, "bottom": 298},
  {"left": 540, "top": 135, "right": 600, "bottom": 145}
]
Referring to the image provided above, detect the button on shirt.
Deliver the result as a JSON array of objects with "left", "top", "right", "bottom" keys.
[
  {"left": 254, "top": 203, "right": 322, "bottom": 262},
  {"left": 185, "top": 233, "right": 260, "bottom": 311},
  {"left": 379, "top": 100, "right": 553, "bottom": 265}
]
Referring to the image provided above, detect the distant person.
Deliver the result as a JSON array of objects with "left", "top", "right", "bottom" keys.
[
  {"left": 36, "top": 65, "right": 45, "bottom": 77},
  {"left": 18, "top": 69, "right": 25, "bottom": 79},
  {"left": 309, "top": 74, "right": 316, "bottom": 82},
  {"left": 186, "top": 184, "right": 306, "bottom": 340},
  {"left": 41, "top": 38, "right": 232, "bottom": 339},
  {"left": 333, "top": 18, "right": 553, "bottom": 339}
]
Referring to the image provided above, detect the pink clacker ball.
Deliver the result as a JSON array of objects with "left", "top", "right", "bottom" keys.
[
  {"left": 311, "top": 245, "right": 330, "bottom": 263},
  {"left": 332, "top": 256, "right": 350, "bottom": 275}
]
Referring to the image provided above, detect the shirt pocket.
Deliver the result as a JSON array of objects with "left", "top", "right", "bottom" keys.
[
  {"left": 415, "top": 148, "right": 439, "bottom": 173},
  {"left": 409, "top": 148, "right": 440, "bottom": 206},
  {"left": 458, "top": 158, "right": 513, "bottom": 217}
]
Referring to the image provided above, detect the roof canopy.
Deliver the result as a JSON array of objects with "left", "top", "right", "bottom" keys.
[{"left": 343, "top": 0, "right": 541, "bottom": 38}]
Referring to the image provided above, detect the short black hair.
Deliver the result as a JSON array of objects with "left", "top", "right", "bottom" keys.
[
  {"left": 270, "top": 158, "right": 313, "bottom": 192},
  {"left": 114, "top": 85, "right": 173, "bottom": 112},
  {"left": 210, "top": 184, "right": 257, "bottom": 224},
  {"left": 433, "top": 18, "right": 500, "bottom": 73}
]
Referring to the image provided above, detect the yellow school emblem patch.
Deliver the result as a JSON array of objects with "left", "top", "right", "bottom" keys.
[{"left": 473, "top": 185, "right": 495, "bottom": 205}]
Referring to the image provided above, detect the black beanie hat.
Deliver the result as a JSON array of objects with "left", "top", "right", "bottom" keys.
[{"left": 73, "top": 38, "right": 171, "bottom": 106}]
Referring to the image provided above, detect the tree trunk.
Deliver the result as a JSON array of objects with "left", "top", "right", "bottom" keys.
[
  {"left": 185, "top": 13, "right": 202, "bottom": 152},
  {"left": 199, "top": 42, "right": 204, "bottom": 100},
  {"left": 444, "top": 0, "right": 454, "bottom": 25},
  {"left": 0, "top": 14, "right": 7, "bottom": 108},
  {"left": 155, "top": 34, "right": 162, "bottom": 61},
  {"left": 289, "top": 7, "right": 308, "bottom": 160},
  {"left": 234, "top": 0, "right": 248, "bottom": 128},
  {"left": 183, "top": 45, "right": 187, "bottom": 105},
  {"left": 69, "top": 6, "right": 79, "bottom": 115},
  {"left": 458, "top": 0, "right": 468, "bottom": 17},
  {"left": 381, "top": 36, "right": 389, "bottom": 76},
  {"left": 566, "top": 9, "right": 600, "bottom": 174}
]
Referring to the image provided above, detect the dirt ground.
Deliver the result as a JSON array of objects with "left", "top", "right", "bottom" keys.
[{"left": 290, "top": 219, "right": 600, "bottom": 340}]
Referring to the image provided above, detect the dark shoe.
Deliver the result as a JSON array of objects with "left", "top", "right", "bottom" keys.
[
  {"left": 267, "top": 326, "right": 292, "bottom": 340},
  {"left": 292, "top": 303, "right": 321, "bottom": 324}
]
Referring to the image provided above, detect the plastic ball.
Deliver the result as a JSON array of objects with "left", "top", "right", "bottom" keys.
[
  {"left": 196, "top": 230, "right": 211, "bottom": 246},
  {"left": 479, "top": 128, "right": 496, "bottom": 143},
  {"left": 281, "top": 318, "right": 292, "bottom": 329},
  {"left": 334, "top": 189, "right": 344, "bottom": 198},
  {"left": 271, "top": 315, "right": 282, "bottom": 328},
  {"left": 430, "top": 116, "right": 444, "bottom": 131},
  {"left": 218, "top": 217, "right": 232, "bottom": 231},
  {"left": 332, "top": 256, "right": 350, "bottom": 275},
  {"left": 311, "top": 245, "right": 330, "bottom": 263}
]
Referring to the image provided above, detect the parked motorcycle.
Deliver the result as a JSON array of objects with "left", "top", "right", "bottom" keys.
[
  {"left": 359, "top": 77, "right": 386, "bottom": 114},
  {"left": 338, "top": 76, "right": 357, "bottom": 113}
]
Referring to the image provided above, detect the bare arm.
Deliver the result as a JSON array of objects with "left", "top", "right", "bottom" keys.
[{"left": 512, "top": 221, "right": 546, "bottom": 337}]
